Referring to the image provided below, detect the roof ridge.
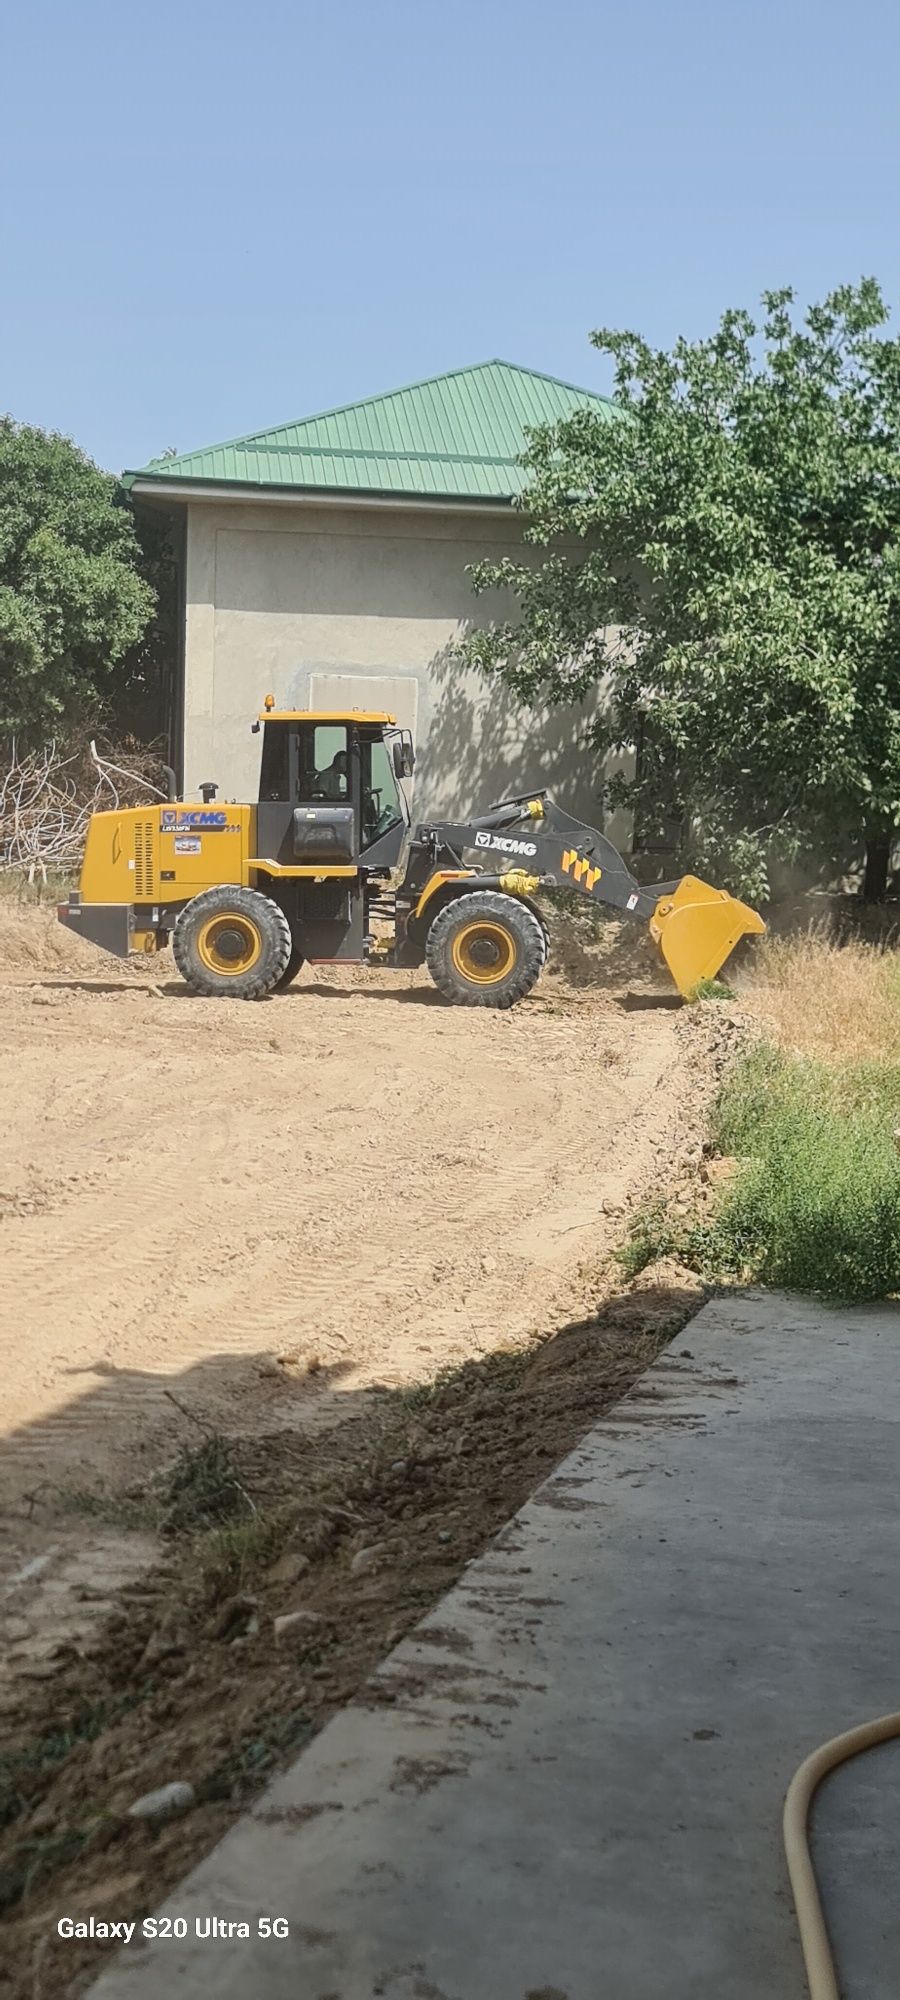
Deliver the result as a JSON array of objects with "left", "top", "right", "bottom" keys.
[
  {"left": 139, "top": 359, "right": 614, "bottom": 473},
  {"left": 228, "top": 442, "right": 532, "bottom": 466},
  {"left": 488, "top": 357, "right": 616, "bottom": 404}
]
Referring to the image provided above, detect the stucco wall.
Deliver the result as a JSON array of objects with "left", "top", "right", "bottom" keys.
[{"left": 183, "top": 497, "right": 628, "bottom": 832}]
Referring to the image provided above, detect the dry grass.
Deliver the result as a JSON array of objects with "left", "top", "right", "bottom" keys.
[{"left": 737, "top": 924, "right": 900, "bottom": 1063}]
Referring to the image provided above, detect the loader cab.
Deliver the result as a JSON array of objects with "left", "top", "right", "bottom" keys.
[{"left": 254, "top": 707, "right": 412, "bottom": 872}]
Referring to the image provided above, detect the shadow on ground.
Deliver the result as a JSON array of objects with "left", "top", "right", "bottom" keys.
[{"left": 0, "top": 1263, "right": 703, "bottom": 2000}]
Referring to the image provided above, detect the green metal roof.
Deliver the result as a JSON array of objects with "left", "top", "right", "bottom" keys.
[{"left": 125, "top": 360, "right": 617, "bottom": 505}]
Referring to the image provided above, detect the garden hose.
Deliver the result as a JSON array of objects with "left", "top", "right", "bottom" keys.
[{"left": 783, "top": 1711, "right": 900, "bottom": 1999}]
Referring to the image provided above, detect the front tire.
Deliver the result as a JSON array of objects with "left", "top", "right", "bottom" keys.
[
  {"left": 173, "top": 886, "right": 291, "bottom": 999},
  {"left": 273, "top": 943, "right": 306, "bottom": 991},
  {"left": 425, "top": 891, "right": 545, "bottom": 1009}
]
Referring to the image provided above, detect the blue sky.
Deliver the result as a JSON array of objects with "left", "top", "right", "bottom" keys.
[{"left": 2, "top": 0, "right": 898, "bottom": 473}]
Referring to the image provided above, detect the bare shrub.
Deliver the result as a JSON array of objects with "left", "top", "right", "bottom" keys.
[{"left": 0, "top": 740, "right": 167, "bottom": 882}]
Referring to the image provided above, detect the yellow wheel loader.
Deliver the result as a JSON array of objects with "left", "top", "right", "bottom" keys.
[{"left": 58, "top": 704, "right": 764, "bottom": 1005}]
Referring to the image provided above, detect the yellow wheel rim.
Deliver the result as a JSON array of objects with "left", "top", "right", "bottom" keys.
[
  {"left": 451, "top": 919, "right": 516, "bottom": 986},
  {"left": 197, "top": 913, "right": 262, "bottom": 976}
]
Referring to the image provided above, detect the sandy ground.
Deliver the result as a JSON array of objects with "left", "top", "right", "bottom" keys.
[
  {"left": 0, "top": 902, "right": 684, "bottom": 1507},
  {"left": 0, "top": 899, "right": 742, "bottom": 1996}
]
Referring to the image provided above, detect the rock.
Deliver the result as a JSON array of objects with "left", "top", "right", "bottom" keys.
[
  {"left": 267, "top": 1551, "right": 311, "bottom": 1588},
  {"left": 350, "top": 1543, "right": 390, "bottom": 1577},
  {"left": 389, "top": 1459, "right": 409, "bottom": 1478},
  {"left": 699, "top": 1156, "right": 738, "bottom": 1187},
  {"left": 213, "top": 1593, "right": 258, "bottom": 1641},
  {"left": 140, "top": 1626, "right": 186, "bottom": 1668},
  {"left": 273, "top": 1609, "right": 323, "bottom": 1641},
  {"left": 437, "top": 1530, "right": 452, "bottom": 1545},
  {"left": 127, "top": 1781, "right": 195, "bottom": 1823}
]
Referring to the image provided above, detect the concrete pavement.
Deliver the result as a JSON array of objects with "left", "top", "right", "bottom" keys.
[{"left": 87, "top": 1291, "right": 900, "bottom": 2000}]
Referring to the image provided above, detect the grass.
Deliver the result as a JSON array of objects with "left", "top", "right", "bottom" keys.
[
  {"left": 50, "top": 1481, "right": 158, "bottom": 1531},
  {"left": 0, "top": 1697, "right": 139, "bottom": 1836},
  {"left": 658, "top": 925, "right": 900, "bottom": 1301},
  {"left": 615, "top": 1200, "right": 676, "bottom": 1279},
  {"left": 196, "top": 1710, "right": 315, "bottom": 1804},
  {"left": 619, "top": 923, "right": 900, "bottom": 1304},
  {"left": 694, "top": 1044, "right": 900, "bottom": 1299},
  {"left": 0, "top": 868, "right": 73, "bottom": 905},
  {"left": 738, "top": 925, "right": 900, "bottom": 1063},
  {"left": 689, "top": 976, "right": 736, "bottom": 1001},
  {"left": 162, "top": 1432, "right": 254, "bottom": 1534},
  {"left": 0, "top": 1825, "right": 90, "bottom": 1914},
  {"left": 194, "top": 1508, "right": 294, "bottom": 1603}
]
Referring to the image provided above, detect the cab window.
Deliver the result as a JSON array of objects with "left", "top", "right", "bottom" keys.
[
  {"left": 299, "top": 725, "right": 348, "bottom": 802},
  {"left": 361, "top": 736, "right": 402, "bottom": 847},
  {"left": 259, "top": 723, "right": 291, "bottom": 801}
]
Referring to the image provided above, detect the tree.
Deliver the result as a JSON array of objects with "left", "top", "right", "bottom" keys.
[
  {"left": 109, "top": 500, "right": 181, "bottom": 747},
  {"left": 0, "top": 419, "right": 155, "bottom": 739},
  {"left": 461, "top": 281, "right": 900, "bottom": 900}
]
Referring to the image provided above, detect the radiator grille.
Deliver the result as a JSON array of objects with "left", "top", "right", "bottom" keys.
[{"left": 133, "top": 818, "right": 155, "bottom": 899}]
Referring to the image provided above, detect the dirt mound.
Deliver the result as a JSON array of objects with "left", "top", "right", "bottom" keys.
[
  {"left": 544, "top": 902, "right": 671, "bottom": 994},
  {"left": 0, "top": 895, "right": 121, "bottom": 976}
]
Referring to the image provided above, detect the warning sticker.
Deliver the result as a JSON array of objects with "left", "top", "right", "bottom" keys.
[{"left": 174, "top": 836, "right": 202, "bottom": 855}]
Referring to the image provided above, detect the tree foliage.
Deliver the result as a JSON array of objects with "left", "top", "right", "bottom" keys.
[
  {"left": 462, "top": 281, "right": 900, "bottom": 898},
  {"left": 110, "top": 501, "right": 181, "bottom": 745},
  {"left": 0, "top": 419, "right": 155, "bottom": 739}
]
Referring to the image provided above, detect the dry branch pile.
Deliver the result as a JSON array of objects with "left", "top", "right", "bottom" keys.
[{"left": 0, "top": 741, "right": 167, "bottom": 880}]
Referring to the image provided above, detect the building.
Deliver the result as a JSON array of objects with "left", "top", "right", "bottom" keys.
[{"left": 124, "top": 361, "right": 618, "bottom": 822}]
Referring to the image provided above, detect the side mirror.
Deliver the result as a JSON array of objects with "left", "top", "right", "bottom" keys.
[{"left": 393, "top": 733, "right": 415, "bottom": 779}]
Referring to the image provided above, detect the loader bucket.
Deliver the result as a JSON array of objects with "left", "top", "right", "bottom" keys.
[{"left": 650, "top": 875, "right": 765, "bottom": 998}]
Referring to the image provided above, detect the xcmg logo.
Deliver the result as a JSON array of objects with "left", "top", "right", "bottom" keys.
[
  {"left": 161, "top": 810, "right": 228, "bottom": 831},
  {"left": 474, "top": 832, "right": 538, "bottom": 857}
]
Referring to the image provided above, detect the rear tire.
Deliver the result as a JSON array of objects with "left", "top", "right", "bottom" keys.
[
  {"left": 273, "top": 943, "right": 306, "bottom": 991},
  {"left": 173, "top": 886, "right": 291, "bottom": 999},
  {"left": 425, "top": 891, "right": 545, "bottom": 1009}
]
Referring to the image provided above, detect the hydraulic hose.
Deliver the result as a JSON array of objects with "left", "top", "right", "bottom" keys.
[{"left": 783, "top": 1711, "right": 900, "bottom": 1999}]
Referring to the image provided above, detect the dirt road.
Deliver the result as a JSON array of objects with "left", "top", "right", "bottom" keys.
[
  {"left": 0, "top": 903, "right": 682, "bottom": 1508},
  {"left": 1, "top": 902, "right": 734, "bottom": 1995}
]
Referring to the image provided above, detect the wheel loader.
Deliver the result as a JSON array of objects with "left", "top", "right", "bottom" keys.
[{"left": 57, "top": 702, "right": 764, "bottom": 1005}]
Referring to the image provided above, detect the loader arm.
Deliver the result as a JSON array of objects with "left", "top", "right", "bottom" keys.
[{"left": 400, "top": 792, "right": 764, "bottom": 997}]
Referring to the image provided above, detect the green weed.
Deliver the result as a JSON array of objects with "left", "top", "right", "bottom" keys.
[
  {"left": 689, "top": 976, "right": 737, "bottom": 1001},
  {"left": 699, "top": 1044, "right": 900, "bottom": 1300},
  {"left": 195, "top": 1508, "right": 292, "bottom": 1604},
  {"left": 0, "top": 1698, "right": 138, "bottom": 1836},
  {"left": 196, "top": 1710, "right": 314, "bottom": 1804},
  {"left": 51, "top": 1482, "right": 157, "bottom": 1531},
  {"left": 615, "top": 1200, "right": 677, "bottom": 1279},
  {"left": 163, "top": 1432, "right": 252, "bottom": 1534}
]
